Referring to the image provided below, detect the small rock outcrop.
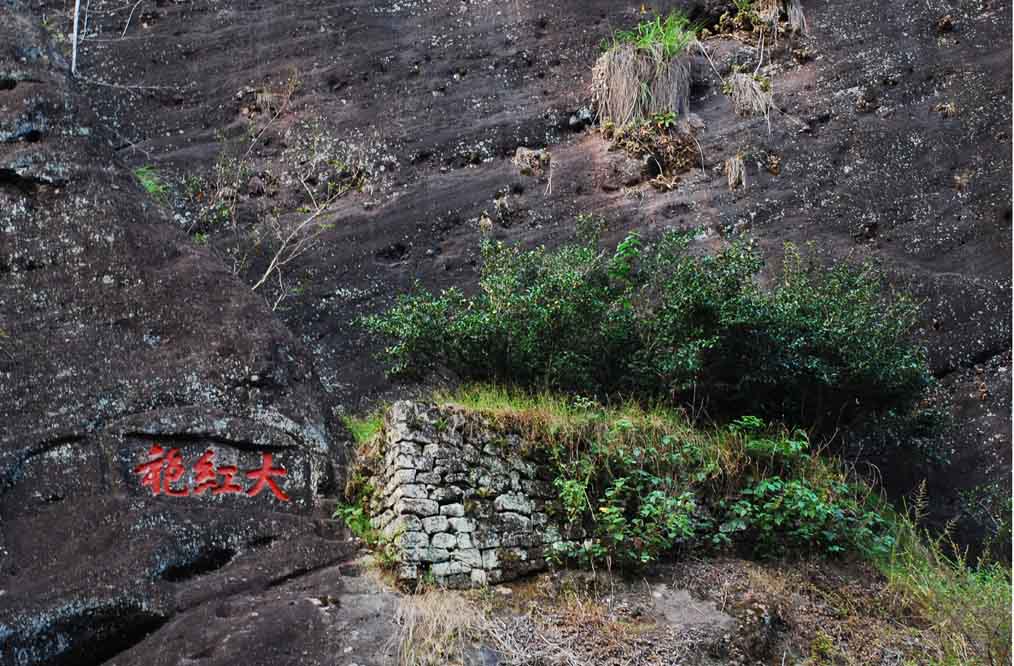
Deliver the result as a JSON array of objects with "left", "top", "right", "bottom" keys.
[{"left": 368, "top": 402, "right": 565, "bottom": 588}]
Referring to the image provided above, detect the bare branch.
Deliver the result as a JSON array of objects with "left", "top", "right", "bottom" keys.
[
  {"left": 71, "top": 0, "right": 82, "bottom": 75},
  {"left": 121, "top": 0, "right": 144, "bottom": 38}
]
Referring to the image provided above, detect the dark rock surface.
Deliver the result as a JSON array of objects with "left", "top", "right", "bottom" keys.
[
  {"left": 1, "top": 0, "right": 1010, "bottom": 663},
  {"left": 0, "top": 3, "right": 380, "bottom": 665}
]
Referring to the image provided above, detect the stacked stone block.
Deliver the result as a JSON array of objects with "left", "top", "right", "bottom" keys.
[{"left": 369, "top": 401, "right": 563, "bottom": 588}]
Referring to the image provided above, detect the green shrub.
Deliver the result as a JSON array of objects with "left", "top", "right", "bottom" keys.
[
  {"left": 549, "top": 421, "right": 705, "bottom": 567},
  {"left": 718, "top": 476, "right": 894, "bottom": 558},
  {"left": 365, "top": 231, "right": 930, "bottom": 429}
]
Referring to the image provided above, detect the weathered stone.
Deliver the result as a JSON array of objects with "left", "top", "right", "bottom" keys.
[
  {"left": 430, "top": 561, "right": 470, "bottom": 577},
  {"left": 498, "top": 512, "right": 531, "bottom": 531},
  {"left": 431, "top": 485, "right": 463, "bottom": 502},
  {"left": 474, "top": 531, "right": 501, "bottom": 549},
  {"left": 398, "top": 442, "right": 423, "bottom": 457},
  {"left": 416, "top": 471, "right": 442, "bottom": 484},
  {"left": 542, "top": 525, "right": 562, "bottom": 544},
  {"left": 431, "top": 532, "right": 456, "bottom": 549},
  {"left": 440, "top": 503, "right": 465, "bottom": 517},
  {"left": 454, "top": 548, "right": 482, "bottom": 568},
  {"left": 485, "top": 457, "right": 508, "bottom": 475},
  {"left": 456, "top": 533, "right": 473, "bottom": 549},
  {"left": 419, "top": 548, "right": 450, "bottom": 563},
  {"left": 481, "top": 549, "right": 499, "bottom": 570},
  {"left": 399, "top": 498, "right": 439, "bottom": 517},
  {"left": 394, "top": 484, "right": 428, "bottom": 500},
  {"left": 494, "top": 493, "right": 533, "bottom": 514},
  {"left": 421, "top": 516, "right": 449, "bottom": 533},
  {"left": 477, "top": 474, "right": 509, "bottom": 493},
  {"left": 502, "top": 532, "right": 537, "bottom": 548},
  {"left": 448, "top": 517, "right": 475, "bottom": 533},
  {"left": 391, "top": 468, "right": 416, "bottom": 484},
  {"left": 400, "top": 531, "right": 429, "bottom": 549}
]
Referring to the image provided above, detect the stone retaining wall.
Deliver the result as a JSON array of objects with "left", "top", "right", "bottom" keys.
[{"left": 368, "top": 401, "right": 564, "bottom": 588}]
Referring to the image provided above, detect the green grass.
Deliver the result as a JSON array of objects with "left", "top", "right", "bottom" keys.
[
  {"left": 611, "top": 11, "right": 698, "bottom": 60},
  {"left": 134, "top": 165, "right": 168, "bottom": 200},
  {"left": 875, "top": 502, "right": 1012, "bottom": 665},
  {"left": 342, "top": 413, "right": 384, "bottom": 444}
]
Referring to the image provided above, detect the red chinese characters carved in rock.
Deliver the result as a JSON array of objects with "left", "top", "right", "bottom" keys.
[
  {"left": 134, "top": 446, "right": 289, "bottom": 502},
  {"left": 133, "top": 445, "right": 189, "bottom": 497}
]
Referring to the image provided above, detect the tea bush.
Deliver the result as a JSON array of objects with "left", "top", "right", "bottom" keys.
[{"left": 365, "top": 231, "right": 930, "bottom": 429}]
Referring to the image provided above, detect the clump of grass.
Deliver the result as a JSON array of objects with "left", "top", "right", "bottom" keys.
[
  {"left": 727, "top": 0, "right": 807, "bottom": 34},
  {"left": 343, "top": 412, "right": 384, "bottom": 444},
  {"left": 592, "top": 12, "right": 697, "bottom": 128},
  {"left": 392, "top": 591, "right": 481, "bottom": 666},
  {"left": 724, "top": 72, "right": 774, "bottom": 131},
  {"left": 134, "top": 165, "right": 167, "bottom": 200},
  {"left": 435, "top": 384, "right": 731, "bottom": 465},
  {"left": 725, "top": 153, "right": 747, "bottom": 190},
  {"left": 611, "top": 12, "right": 698, "bottom": 60},
  {"left": 876, "top": 490, "right": 1012, "bottom": 666},
  {"left": 784, "top": 0, "right": 807, "bottom": 33}
]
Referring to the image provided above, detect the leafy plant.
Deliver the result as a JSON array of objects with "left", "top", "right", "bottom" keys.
[
  {"left": 651, "top": 111, "right": 679, "bottom": 129},
  {"left": 134, "top": 165, "right": 168, "bottom": 201},
  {"left": 719, "top": 476, "right": 894, "bottom": 558},
  {"left": 365, "top": 231, "right": 931, "bottom": 430},
  {"left": 335, "top": 502, "right": 376, "bottom": 543}
]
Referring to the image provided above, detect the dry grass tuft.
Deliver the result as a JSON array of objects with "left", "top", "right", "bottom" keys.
[
  {"left": 483, "top": 587, "right": 714, "bottom": 666},
  {"left": 784, "top": 0, "right": 807, "bottom": 33},
  {"left": 392, "top": 590, "right": 481, "bottom": 666},
  {"left": 592, "top": 43, "right": 693, "bottom": 128},
  {"left": 753, "top": 0, "right": 806, "bottom": 34},
  {"left": 755, "top": 0, "right": 782, "bottom": 27},
  {"left": 725, "top": 72, "right": 774, "bottom": 125},
  {"left": 725, "top": 154, "right": 747, "bottom": 191}
]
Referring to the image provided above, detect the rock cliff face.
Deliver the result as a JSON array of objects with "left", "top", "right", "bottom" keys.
[
  {"left": 0, "top": 4, "right": 383, "bottom": 665},
  {"left": 368, "top": 402, "right": 564, "bottom": 588},
  {"left": 1, "top": 0, "right": 1010, "bottom": 663}
]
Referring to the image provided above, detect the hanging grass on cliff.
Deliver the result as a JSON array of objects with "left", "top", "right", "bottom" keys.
[
  {"left": 592, "top": 12, "right": 698, "bottom": 127},
  {"left": 362, "top": 230, "right": 931, "bottom": 430}
]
